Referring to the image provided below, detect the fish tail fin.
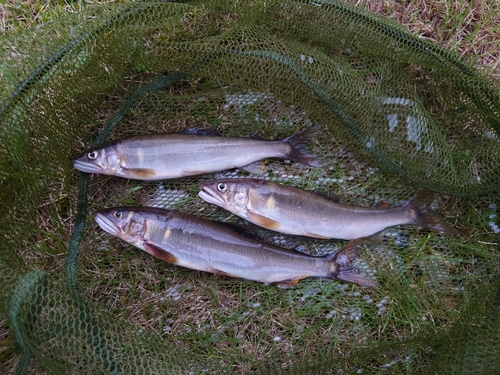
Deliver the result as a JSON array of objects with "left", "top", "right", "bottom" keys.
[
  {"left": 405, "top": 190, "right": 458, "bottom": 236},
  {"left": 282, "top": 124, "right": 324, "bottom": 167},
  {"left": 328, "top": 240, "right": 378, "bottom": 287}
]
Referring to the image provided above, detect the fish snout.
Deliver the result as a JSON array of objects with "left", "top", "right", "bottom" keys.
[
  {"left": 72, "top": 157, "right": 104, "bottom": 174},
  {"left": 198, "top": 185, "right": 226, "bottom": 206},
  {"left": 95, "top": 212, "right": 121, "bottom": 236}
]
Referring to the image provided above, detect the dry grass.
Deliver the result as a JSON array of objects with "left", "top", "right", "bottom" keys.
[{"left": 355, "top": 0, "right": 500, "bottom": 75}]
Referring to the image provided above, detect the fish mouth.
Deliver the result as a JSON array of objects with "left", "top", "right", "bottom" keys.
[
  {"left": 95, "top": 212, "right": 120, "bottom": 236},
  {"left": 72, "top": 158, "right": 103, "bottom": 173},
  {"left": 198, "top": 186, "right": 225, "bottom": 206}
]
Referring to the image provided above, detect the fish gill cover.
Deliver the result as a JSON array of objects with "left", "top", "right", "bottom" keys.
[{"left": 0, "top": 0, "right": 499, "bottom": 373}]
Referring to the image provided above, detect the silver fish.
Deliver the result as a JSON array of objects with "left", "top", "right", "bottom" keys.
[
  {"left": 72, "top": 126, "right": 322, "bottom": 180},
  {"left": 198, "top": 178, "right": 458, "bottom": 240},
  {"left": 95, "top": 206, "right": 376, "bottom": 287}
]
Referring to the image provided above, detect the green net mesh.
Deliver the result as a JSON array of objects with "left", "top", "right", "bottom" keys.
[{"left": 1, "top": 0, "right": 499, "bottom": 373}]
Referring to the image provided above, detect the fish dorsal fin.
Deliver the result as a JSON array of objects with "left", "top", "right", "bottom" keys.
[
  {"left": 250, "top": 132, "right": 267, "bottom": 140},
  {"left": 178, "top": 127, "right": 222, "bottom": 136},
  {"left": 372, "top": 200, "right": 390, "bottom": 208},
  {"left": 217, "top": 221, "right": 262, "bottom": 240},
  {"left": 307, "top": 190, "right": 341, "bottom": 203}
]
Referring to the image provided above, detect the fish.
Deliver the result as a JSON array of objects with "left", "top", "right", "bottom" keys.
[
  {"left": 72, "top": 126, "right": 323, "bottom": 180},
  {"left": 198, "top": 178, "right": 458, "bottom": 240},
  {"left": 94, "top": 206, "right": 376, "bottom": 287}
]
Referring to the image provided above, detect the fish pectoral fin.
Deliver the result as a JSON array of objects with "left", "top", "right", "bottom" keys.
[
  {"left": 240, "top": 161, "right": 265, "bottom": 175},
  {"left": 143, "top": 242, "right": 178, "bottom": 264},
  {"left": 246, "top": 211, "right": 281, "bottom": 230},
  {"left": 273, "top": 276, "right": 308, "bottom": 286},
  {"left": 122, "top": 167, "right": 156, "bottom": 178}
]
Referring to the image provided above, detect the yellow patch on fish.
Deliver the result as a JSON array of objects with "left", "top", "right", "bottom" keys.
[
  {"left": 247, "top": 211, "right": 281, "bottom": 230},
  {"left": 144, "top": 242, "right": 178, "bottom": 264},
  {"left": 136, "top": 148, "right": 144, "bottom": 163},
  {"left": 163, "top": 227, "right": 171, "bottom": 243},
  {"left": 122, "top": 167, "right": 156, "bottom": 178},
  {"left": 118, "top": 152, "right": 126, "bottom": 164},
  {"left": 266, "top": 195, "right": 276, "bottom": 209}
]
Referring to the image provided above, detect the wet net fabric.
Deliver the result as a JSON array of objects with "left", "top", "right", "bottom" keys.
[{"left": 0, "top": 0, "right": 499, "bottom": 374}]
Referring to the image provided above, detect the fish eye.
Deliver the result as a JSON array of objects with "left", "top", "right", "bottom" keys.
[
  {"left": 87, "top": 150, "right": 98, "bottom": 160},
  {"left": 113, "top": 210, "right": 124, "bottom": 220},
  {"left": 217, "top": 182, "right": 228, "bottom": 192}
]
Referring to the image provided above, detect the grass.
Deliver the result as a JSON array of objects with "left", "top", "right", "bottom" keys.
[
  {"left": 69, "top": 91, "right": 494, "bottom": 372},
  {"left": 356, "top": 0, "right": 500, "bottom": 76},
  {"left": 0, "top": 0, "right": 122, "bottom": 33},
  {"left": 0, "top": 0, "right": 499, "bottom": 374}
]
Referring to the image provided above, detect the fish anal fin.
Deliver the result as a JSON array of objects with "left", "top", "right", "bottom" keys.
[
  {"left": 304, "top": 231, "right": 330, "bottom": 239},
  {"left": 181, "top": 170, "right": 206, "bottom": 177},
  {"left": 273, "top": 276, "right": 308, "bottom": 286},
  {"left": 122, "top": 167, "right": 156, "bottom": 179},
  {"left": 240, "top": 161, "right": 265, "bottom": 175},
  {"left": 208, "top": 268, "right": 238, "bottom": 278},
  {"left": 246, "top": 211, "right": 281, "bottom": 230},
  {"left": 144, "top": 242, "right": 178, "bottom": 264}
]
